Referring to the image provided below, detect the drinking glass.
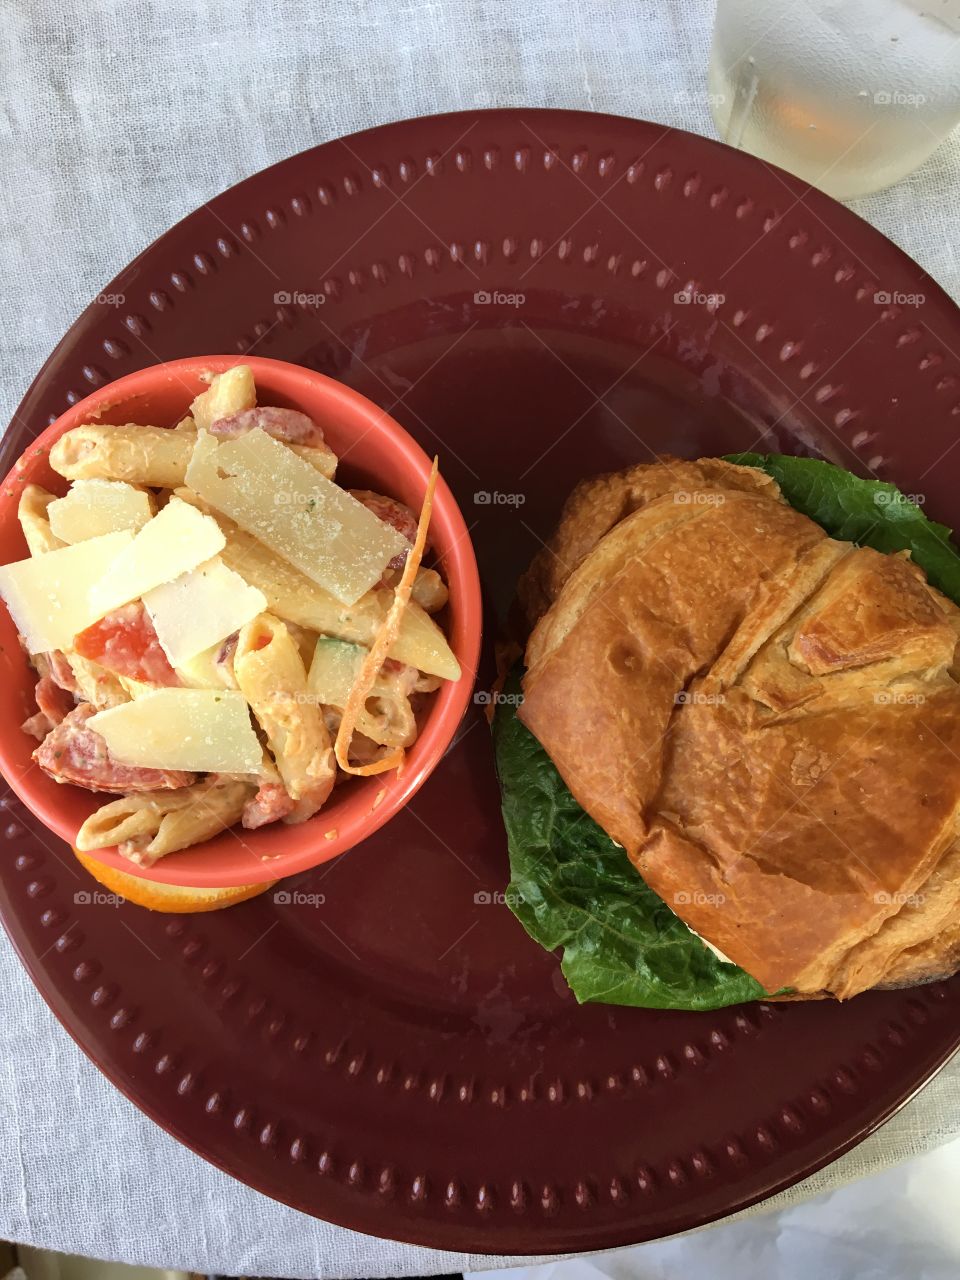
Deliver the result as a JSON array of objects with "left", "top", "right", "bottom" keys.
[{"left": 709, "top": 0, "right": 960, "bottom": 199}]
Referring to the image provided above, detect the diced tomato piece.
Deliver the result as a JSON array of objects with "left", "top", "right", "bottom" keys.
[{"left": 74, "top": 602, "right": 179, "bottom": 686}]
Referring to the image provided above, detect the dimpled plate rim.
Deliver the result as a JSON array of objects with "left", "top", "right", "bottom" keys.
[{"left": 0, "top": 109, "right": 958, "bottom": 1254}]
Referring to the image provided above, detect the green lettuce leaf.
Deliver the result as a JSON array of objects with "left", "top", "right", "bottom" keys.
[
  {"left": 493, "top": 454, "right": 960, "bottom": 1011},
  {"left": 493, "top": 669, "right": 768, "bottom": 1011},
  {"left": 726, "top": 453, "right": 960, "bottom": 599}
]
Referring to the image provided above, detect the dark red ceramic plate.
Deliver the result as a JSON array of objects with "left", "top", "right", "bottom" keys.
[{"left": 1, "top": 109, "right": 959, "bottom": 1254}]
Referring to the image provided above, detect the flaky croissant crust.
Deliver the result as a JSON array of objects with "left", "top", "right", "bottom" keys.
[{"left": 519, "top": 458, "right": 960, "bottom": 1000}]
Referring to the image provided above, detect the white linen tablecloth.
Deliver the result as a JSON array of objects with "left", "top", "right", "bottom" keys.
[{"left": 0, "top": 1, "right": 958, "bottom": 1274}]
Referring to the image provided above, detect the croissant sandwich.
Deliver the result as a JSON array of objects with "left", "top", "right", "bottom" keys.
[{"left": 501, "top": 456, "right": 960, "bottom": 1005}]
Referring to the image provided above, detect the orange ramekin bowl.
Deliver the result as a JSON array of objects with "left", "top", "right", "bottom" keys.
[{"left": 0, "top": 356, "right": 481, "bottom": 887}]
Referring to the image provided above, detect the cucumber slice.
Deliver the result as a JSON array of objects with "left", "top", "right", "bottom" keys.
[{"left": 307, "top": 637, "right": 365, "bottom": 708}]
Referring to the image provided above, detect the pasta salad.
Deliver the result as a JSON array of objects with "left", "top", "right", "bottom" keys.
[{"left": 0, "top": 365, "right": 460, "bottom": 867}]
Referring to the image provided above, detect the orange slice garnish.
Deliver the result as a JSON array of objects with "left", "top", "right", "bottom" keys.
[{"left": 73, "top": 847, "right": 274, "bottom": 913}]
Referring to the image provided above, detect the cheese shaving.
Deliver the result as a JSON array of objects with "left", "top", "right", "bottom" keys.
[{"left": 334, "top": 459, "right": 439, "bottom": 776}]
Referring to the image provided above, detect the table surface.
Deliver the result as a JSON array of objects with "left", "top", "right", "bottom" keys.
[{"left": 1, "top": 1, "right": 959, "bottom": 1275}]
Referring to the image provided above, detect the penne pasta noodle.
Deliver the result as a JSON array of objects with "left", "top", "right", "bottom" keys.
[
  {"left": 364, "top": 659, "right": 421, "bottom": 747},
  {"left": 18, "top": 484, "right": 65, "bottom": 556},
  {"left": 322, "top": 688, "right": 416, "bottom": 750},
  {"left": 283, "top": 620, "right": 321, "bottom": 669},
  {"left": 190, "top": 365, "right": 256, "bottom": 430},
  {"left": 76, "top": 798, "right": 160, "bottom": 852},
  {"left": 234, "top": 613, "right": 336, "bottom": 822},
  {"left": 76, "top": 777, "right": 254, "bottom": 866},
  {"left": 355, "top": 692, "right": 416, "bottom": 748},
  {"left": 51, "top": 425, "right": 198, "bottom": 488},
  {"left": 389, "top": 595, "right": 460, "bottom": 678},
  {"left": 308, "top": 638, "right": 418, "bottom": 747},
  {"left": 51, "top": 423, "right": 337, "bottom": 487},
  {"left": 410, "top": 568, "right": 448, "bottom": 614}
]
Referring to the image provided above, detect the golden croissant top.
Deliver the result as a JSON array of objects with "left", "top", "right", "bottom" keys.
[{"left": 518, "top": 457, "right": 960, "bottom": 1001}]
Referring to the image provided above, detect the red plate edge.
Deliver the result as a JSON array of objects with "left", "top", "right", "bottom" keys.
[
  {"left": 0, "top": 886, "right": 956, "bottom": 1257},
  {"left": 0, "top": 108, "right": 958, "bottom": 1254}
]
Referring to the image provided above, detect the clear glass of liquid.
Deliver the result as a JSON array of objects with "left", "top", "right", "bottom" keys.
[{"left": 709, "top": 0, "right": 960, "bottom": 200}]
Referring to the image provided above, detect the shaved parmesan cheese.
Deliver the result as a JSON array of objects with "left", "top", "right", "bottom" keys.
[
  {"left": 88, "top": 497, "right": 225, "bottom": 617},
  {"left": 143, "top": 557, "right": 266, "bottom": 667},
  {"left": 185, "top": 429, "right": 407, "bottom": 604},
  {"left": 47, "top": 479, "right": 153, "bottom": 543},
  {"left": 0, "top": 531, "right": 134, "bottom": 653},
  {"left": 88, "top": 689, "right": 262, "bottom": 772}
]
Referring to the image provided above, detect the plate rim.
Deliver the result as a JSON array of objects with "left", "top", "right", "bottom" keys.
[
  {"left": 7, "top": 105, "right": 959, "bottom": 440},
  {"left": 2, "top": 886, "right": 957, "bottom": 1255}
]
